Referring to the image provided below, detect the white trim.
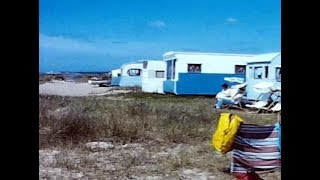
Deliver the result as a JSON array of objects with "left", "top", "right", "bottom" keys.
[{"left": 163, "top": 51, "right": 255, "bottom": 57}]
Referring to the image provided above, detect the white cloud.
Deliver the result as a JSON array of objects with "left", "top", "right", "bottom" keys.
[
  {"left": 39, "top": 34, "right": 99, "bottom": 53},
  {"left": 226, "top": 17, "right": 238, "bottom": 23},
  {"left": 39, "top": 33, "right": 165, "bottom": 57},
  {"left": 148, "top": 20, "right": 166, "bottom": 29}
]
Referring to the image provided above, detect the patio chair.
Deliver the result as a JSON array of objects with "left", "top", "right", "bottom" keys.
[{"left": 245, "top": 91, "right": 281, "bottom": 113}]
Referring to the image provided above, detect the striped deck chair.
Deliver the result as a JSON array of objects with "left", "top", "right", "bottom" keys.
[{"left": 230, "top": 123, "right": 281, "bottom": 176}]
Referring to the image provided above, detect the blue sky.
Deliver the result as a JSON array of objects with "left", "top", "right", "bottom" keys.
[{"left": 40, "top": 0, "right": 280, "bottom": 72}]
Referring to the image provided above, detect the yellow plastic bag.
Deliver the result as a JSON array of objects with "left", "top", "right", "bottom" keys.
[{"left": 211, "top": 113, "right": 244, "bottom": 154}]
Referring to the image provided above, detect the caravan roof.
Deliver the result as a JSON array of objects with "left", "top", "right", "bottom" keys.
[
  {"left": 120, "top": 61, "right": 143, "bottom": 69},
  {"left": 163, "top": 51, "right": 255, "bottom": 59},
  {"left": 246, "top": 52, "right": 281, "bottom": 64}
]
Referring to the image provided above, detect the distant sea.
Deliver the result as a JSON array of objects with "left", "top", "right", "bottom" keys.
[
  {"left": 39, "top": 71, "right": 111, "bottom": 82},
  {"left": 40, "top": 71, "right": 110, "bottom": 75}
]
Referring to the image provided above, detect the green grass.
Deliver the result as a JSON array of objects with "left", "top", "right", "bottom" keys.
[{"left": 39, "top": 92, "right": 278, "bottom": 148}]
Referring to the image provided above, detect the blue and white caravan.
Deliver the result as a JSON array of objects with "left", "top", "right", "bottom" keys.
[
  {"left": 141, "top": 60, "right": 166, "bottom": 94},
  {"left": 162, "top": 51, "right": 254, "bottom": 95},
  {"left": 111, "top": 68, "right": 121, "bottom": 86},
  {"left": 117, "top": 61, "right": 144, "bottom": 87},
  {"left": 245, "top": 52, "right": 281, "bottom": 100}
]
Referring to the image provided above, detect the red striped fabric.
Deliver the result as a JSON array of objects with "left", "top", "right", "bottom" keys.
[{"left": 230, "top": 123, "right": 281, "bottom": 175}]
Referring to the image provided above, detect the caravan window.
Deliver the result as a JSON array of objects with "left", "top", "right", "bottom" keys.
[
  {"left": 156, "top": 71, "right": 165, "bottom": 78},
  {"left": 188, "top": 64, "right": 201, "bottom": 73},
  {"left": 235, "top": 65, "right": 246, "bottom": 74},
  {"left": 276, "top": 67, "right": 281, "bottom": 82},
  {"left": 254, "top": 66, "right": 263, "bottom": 79},
  {"left": 127, "top": 69, "right": 142, "bottom": 76}
]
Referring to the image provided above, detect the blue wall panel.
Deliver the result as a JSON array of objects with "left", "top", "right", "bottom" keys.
[
  {"left": 176, "top": 73, "right": 245, "bottom": 95},
  {"left": 119, "top": 76, "right": 142, "bottom": 87},
  {"left": 163, "top": 80, "right": 176, "bottom": 94}
]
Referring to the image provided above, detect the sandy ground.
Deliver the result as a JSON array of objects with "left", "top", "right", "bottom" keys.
[
  {"left": 39, "top": 141, "right": 280, "bottom": 180},
  {"left": 39, "top": 141, "right": 231, "bottom": 180},
  {"left": 39, "top": 80, "right": 131, "bottom": 96}
]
